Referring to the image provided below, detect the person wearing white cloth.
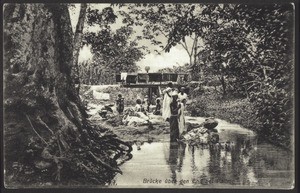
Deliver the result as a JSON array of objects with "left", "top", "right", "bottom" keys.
[
  {"left": 178, "top": 87, "right": 187, "bottom": 103},
  {"left": 177, "top": 87, "right": 187, "bottom": 135},
  {"left": 162, "top": 82, "right": 173, "bottom": 121},
  {"left": 178, "top": 98, "right": 186, "bottom": 135}
]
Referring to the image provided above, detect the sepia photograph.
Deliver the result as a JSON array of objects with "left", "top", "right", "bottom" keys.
[{"left": 2, "top": 2, "right": 296, "bottom": 189}]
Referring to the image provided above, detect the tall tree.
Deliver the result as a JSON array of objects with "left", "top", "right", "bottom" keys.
[
  {"left": 3, "top": 3, "right": 131, "bottom": 185},
  {"left": 72, "top": 3, "right": 87, "bottom": 93}
]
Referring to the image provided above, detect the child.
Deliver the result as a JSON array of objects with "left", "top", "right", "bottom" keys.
[
  {"left": 153, "top": 98, "right": 161, "bottom": 115},
  {"left": 144, "top": 95, "right": 150, "bottom": 112},
  {"left": 116, "top": 94, "right": 124, "bottom": 114},
  {"left": 134, "top": 99, "right": 142, "bottom": 112}
]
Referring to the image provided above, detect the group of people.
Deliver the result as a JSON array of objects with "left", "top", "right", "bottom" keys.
[
  {"left": 116, "top": 93, "right": 161, "bottom": 116},
  {"left": 162, "top": 83, "right": 187, "bottom": 142},
  {"left": 115, "top": 82, "right": 188, "bottom": 142}
]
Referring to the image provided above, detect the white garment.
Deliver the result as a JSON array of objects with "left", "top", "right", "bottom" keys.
[
  {"left": 134, "top": 104, "right": 142, "bottom": 112},
  {"left": 178, "top": 92, "right": 187, "bottom": 102},
  {"left": 162, "top": 87, "right": 172, "bottom": 121},
  {"left": 121, "top": 73, "right": 128, "bottom": 81},
  {"left": 178, "top": 102, "right": 185, "bottom": 135},
  {"left": 92, "top": 90, "right": 110, "bottom": 100},
  {"left": 122, "top": 111, "right": 150, "bottom": 126}
]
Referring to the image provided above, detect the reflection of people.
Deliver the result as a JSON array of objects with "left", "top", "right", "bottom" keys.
[
  {"left": 177, "top": 142, "right": 186, "bottom": 172},
  {"left": 168, "top": 143, "right": 179, "bottom": 184},
  {"left": 208, "top": 144, "right": 221, "bottom": 183},
  {"left": 162, "top": 82, "right": 173, "bottom": 121},
  {"left": 116, "top": 94, "right": 124, "bottom": 114},
  {"left": 167, "top": 142, "right": 186, "bottom": 184},
  {"left": 170, "top": 92, "right": 180, "bottom": 142}
]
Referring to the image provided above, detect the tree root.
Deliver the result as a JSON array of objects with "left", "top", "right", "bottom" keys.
[
  {"left": 25, "top": 114, "right": 49, "bottom": 145},
  {"left": 36, "top": 115, "right": 54, "bottom": 135},
  {"left": 88, "top": 151, "right": 122, "bottom": 174}
]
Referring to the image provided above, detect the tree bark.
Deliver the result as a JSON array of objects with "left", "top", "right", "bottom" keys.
[{"left": 72, "top": 3, "right": 87, "bottom": 94}]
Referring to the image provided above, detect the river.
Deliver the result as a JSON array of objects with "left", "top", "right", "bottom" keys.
[{"left": 111, "top": 116, "right": 294, "bottom": 188}]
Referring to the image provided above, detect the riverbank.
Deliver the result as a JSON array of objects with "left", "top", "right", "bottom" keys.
[
  {"left": 80, "top": 84, "right": 289, "bottom": 149},
  {"left": 81, "top": 85, "right": 255, "bottom": 145},
  {"left": 189, "top": 90, "right": 291, "bottom": 150},
  {"left": 190, "top": 91, "right": 257, "bottom": 134}
]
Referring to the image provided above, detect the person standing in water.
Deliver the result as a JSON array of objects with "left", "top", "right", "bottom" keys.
[
  {"left": 170, "top": 92, "right": 181, "bottom": 142},
  {"left": 178, "top": 87, "right": 187, "bottom": 135},
  {"left": 178, "top": 98, "right": 186, "bottom": 136},
  {"left": 178, "top": 87, "right": 188, "bottom": 104},
  {"left": 162, "top": 82, "right": 173, "bottom": 121}
]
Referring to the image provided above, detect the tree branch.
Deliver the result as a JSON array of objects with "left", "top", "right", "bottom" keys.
[{"left": 179, "top": 41, "right": 191, "bottom": 57}]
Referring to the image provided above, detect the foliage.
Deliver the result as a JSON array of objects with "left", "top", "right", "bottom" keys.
[
  {"left": 186, "top": 98, "right": 209, "bottom": 117},
  {"left": 80, "top": 85, "right": 148, "bottom": 106},
  {"left": 86, "top": 6, "right": 117, "bottom": 27},
  {"left": 237, "top": 4, "right": 294, "bottom": 148},
  {"left": 69, "top": 5, "right": 145, "bottom": 85},
  {"left": 155, "top": 3, "right": 294, "bottom": 148},
  {"left": 157, "top": 63, "right": 190, "bottom": 74},
  {"left": 80, "top": 3, "right": 293, "bottom": 148},
  {"left": 81, "top": 25, "right": 145, "bottom": 84},
  {"left": 117, "top": 4, "right": 208, "bottom": 80}
]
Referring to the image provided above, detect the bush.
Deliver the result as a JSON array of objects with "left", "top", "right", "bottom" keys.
[
  {"left": 249, "top": 80, "right": 293, "bottom": 149},
  {"left": 186, "top": 98, "right": 210, "bottom": 117}
]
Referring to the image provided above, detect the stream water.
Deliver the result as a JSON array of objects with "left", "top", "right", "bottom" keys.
[{"left": 111, "top": 117, "right": 294, "bottom": 188}]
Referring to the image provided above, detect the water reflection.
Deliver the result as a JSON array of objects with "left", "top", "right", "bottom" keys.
[
  {"left": 114, "top": 134, "right": 293, "bottom": 188},
  {"left": 168, "top": 143, "right": 178, "bottom": 184}
]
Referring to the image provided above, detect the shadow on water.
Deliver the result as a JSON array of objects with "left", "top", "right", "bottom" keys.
[{"left": 113, "top": 133, "right": 293, "bottom": 188}]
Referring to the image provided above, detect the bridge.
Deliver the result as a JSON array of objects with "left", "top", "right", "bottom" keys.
[{"left": 116, "top": 72, "right": 190, "bottom": 101}]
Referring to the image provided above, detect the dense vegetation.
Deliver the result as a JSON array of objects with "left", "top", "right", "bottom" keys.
[
  {"left": 71, "top": 3, "right": 294, "bottom": 149},
  {"left": 114, "top": 3, "right": 294, "bottom": 149}
]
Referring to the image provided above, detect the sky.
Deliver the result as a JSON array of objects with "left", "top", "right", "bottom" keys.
[{"left": 69, "top": 4, "right": 190, "bottom": 72}]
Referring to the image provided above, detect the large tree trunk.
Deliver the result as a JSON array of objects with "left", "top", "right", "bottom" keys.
[
  {"left": 72, "top": 3, "right": 87, "bottom": 94},
  {"left": 3, "top": 3, "right": 131, "bottom": 186}
]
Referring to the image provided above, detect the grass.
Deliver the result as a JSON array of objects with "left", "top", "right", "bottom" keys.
[{"left": 188, "top": 90, "right": 258, "bottom": 132}]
